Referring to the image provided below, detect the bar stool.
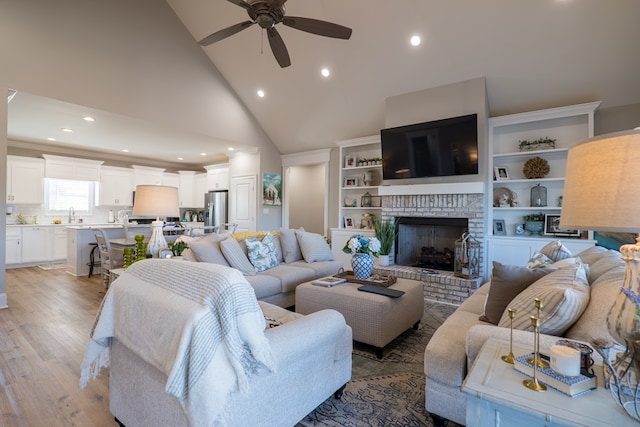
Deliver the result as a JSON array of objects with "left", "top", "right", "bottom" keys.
[{"left": 88, "top": 242, "right": 101, "bottom": 278}]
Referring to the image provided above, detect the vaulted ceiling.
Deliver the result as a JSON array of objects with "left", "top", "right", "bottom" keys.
[{"left": 168, "top": 0, "right": 640, "bottom": 154}]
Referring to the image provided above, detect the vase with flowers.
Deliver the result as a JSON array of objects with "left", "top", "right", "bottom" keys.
[{"left": 342, "top": 234, "right": 381, "bottom": 279}]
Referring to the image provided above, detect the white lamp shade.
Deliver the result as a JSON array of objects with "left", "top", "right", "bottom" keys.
[
  {"left": 132, "top": 185, "right": 180, "bottom": 218},
  {"left": 560, "top": 129, "right": 640, "bottom": 232}
]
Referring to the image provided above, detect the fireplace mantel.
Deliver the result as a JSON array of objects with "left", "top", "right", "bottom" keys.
[{"left": 378, "top": 182, "right": 485, "bottom": 196}]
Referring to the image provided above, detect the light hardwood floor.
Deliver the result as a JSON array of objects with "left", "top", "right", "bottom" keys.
[{"left": 0, "top": 267, "right": 115, "bottom": 426}]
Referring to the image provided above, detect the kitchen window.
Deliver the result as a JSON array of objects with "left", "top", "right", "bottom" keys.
[{"left": 45, "top": 178, "right": 96, "bottom": 216}]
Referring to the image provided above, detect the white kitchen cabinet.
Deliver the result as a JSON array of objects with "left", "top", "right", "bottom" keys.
[
  {"left": 21, "top": 226, "right": 49, "bottom": 264},
  {"left": 178, "top": 171, "right": 197, "bottom": 207},
  {"left": 163, "top": 172, "right": 179, "bottom": 188},
  {"left": 132, "top": 165, "right": 164, "bottom": 187},
  {"left": 7, "top": 156, "right": 45, "bottom": 204},
  {"left": 6, "top": 227, "right": 21, "bottom": 265},
  {"left": 99, "top": 166, "right": 134, "bottom": 206},
  {"left": 205, "top": 164, "right": 229, "bottom": 190},
  {"left": 42, "top": 154, "right": 103, "bottom": 181},
  {"left": 51, "top": 228, "right": 67, "bottom": 261},
  {"left": 194, "top": 173, "right": 206, "bottom": 209}
]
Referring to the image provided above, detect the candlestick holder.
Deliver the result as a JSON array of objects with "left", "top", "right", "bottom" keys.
[
  {"left": 527, "top": 298, "right": 549, "bottom": 368},
  {"left": 523, "top": 316, "right": 547, "bottom": 392},
  {"left": 501, "top": 308, "right": 517, "bottom": 364}
]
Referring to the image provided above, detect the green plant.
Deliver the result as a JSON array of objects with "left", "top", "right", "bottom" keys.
[
  {"left": 518, "top": 137, "right": 557, "bottom": 149},
  {"left": 523, "top": 212, "right": 545, "bottom": 222},
  {"left": 169, "top": 240, "right": 189, "bottom": 256},
  {"left": 374, "top": 218, "right": 397, "bottom": 255}
]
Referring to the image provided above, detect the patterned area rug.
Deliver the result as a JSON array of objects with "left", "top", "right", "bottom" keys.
[{"left": 299, "top": 301, "right": 461, "bottom": 427}]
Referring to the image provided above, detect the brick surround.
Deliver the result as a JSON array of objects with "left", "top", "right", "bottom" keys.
[{"left": 376, "top": 191, "right": 485, "bottom": 305}]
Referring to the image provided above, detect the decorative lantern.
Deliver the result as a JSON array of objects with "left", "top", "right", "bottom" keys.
[
  {"left": 530, "top": 183, "right": 547, "bottom": 207},
  {"left": 454, "top": 231, "right": 480, "bottom": 279},
  {"left": 361, "top": 191, "right": 372, "bottom": 207}
]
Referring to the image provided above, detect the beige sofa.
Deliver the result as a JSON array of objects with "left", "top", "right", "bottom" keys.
[
  {"left": 424, "top": 244, "right": 626, "bottom": 426},
  {"left": 177, "top": 228, "right": 342, "bottom": 308}
]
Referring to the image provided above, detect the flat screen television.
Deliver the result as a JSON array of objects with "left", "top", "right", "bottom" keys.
[{"left": 380, "top": 114, "right": 478, "bottom": 180}]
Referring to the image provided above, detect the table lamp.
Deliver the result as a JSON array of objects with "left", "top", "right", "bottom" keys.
[
  {"left": 560, "top": 128, "right": 640, "bottom": 343},
  {"left": 132, "top": 185, "right": 180, "bottom": 258}
]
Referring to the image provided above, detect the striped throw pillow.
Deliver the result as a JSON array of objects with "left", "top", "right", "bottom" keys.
[
  {"left": 539, "top": 240, "right": 572, "bottom": 262},
  {"left": 220, "top": 237, "right": 256, "bottom": 276},
  {"left": 498, "top": 263, "right": 589, "bottom": 336},
  {"left": 295, "top": 230, "right": 334, "bottom": 263}
]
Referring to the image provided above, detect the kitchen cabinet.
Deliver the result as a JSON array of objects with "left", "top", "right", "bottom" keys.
[
  {"left": 6, "top": 228, "right": 21, "bottom": 265},
  {"left": 178, "top": 171, "right": 197, "bottom": 207},
  {"left": 21, "top": 227, "right": 49, "bottom": 264},
  {"left": 163, "top": 172, "right": 179, "bottom": 188},
  {"left": 99, "top": 166, "right": 134, "bottom": 206},
  {"left": 194, "top": 173, "right": 206, "bottom": 209},
  {"left": 51, "top": 228, "right": 67, "bottom": 261},
  {"left": 42, "top": 154, "right": 103, "bottom": 181},
  {"left": 205, "top": 164, "right": 229, "bottom": 190},
  {"left": 132, "top": 165, "right": 164, "bottom": 186},
  {"left": 7, "top": 156, "right": 45, "bottom": 204}
]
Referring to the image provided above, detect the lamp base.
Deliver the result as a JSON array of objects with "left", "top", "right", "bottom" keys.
[
  {"left": 607, "top": 234, "right": 640, "bottom": 345},
  {"left": 147, "top": 220, "right": 167, "bottom": 258}
]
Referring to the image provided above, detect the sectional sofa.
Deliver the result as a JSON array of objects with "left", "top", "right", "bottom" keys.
[
  {"left": 177, "top": 228, "right": 342, "bottom": 307},
  {"left": 424, "top": 243, "right": 626, "bottom": 425}
]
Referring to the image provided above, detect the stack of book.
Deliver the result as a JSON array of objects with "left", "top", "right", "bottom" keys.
[{"left": 513, "top": 353, "right": 597, "bottom": 397}]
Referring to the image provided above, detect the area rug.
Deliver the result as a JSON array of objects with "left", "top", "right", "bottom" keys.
[
  {"left": 37, "top": 262, "right": 67, "bottom": 270},
  {"left": 299, "top": 301, "right": 461, "bottom": 427}
]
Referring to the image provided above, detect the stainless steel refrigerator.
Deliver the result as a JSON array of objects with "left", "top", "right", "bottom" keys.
[{"left": 204, "top": 190, "right": 228, "bottom": 233}]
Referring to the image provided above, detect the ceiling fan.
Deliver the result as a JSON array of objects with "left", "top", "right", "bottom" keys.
[{"left": 198, "top": 0, "right": 352, "bottom": 68}]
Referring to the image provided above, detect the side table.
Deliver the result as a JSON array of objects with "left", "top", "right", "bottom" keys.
[
  {"left": 462, "top": 338, "right": 631, "bottom": 427},
  {"left": 109, "top": 267, "right": 126, "bottom": 286}
]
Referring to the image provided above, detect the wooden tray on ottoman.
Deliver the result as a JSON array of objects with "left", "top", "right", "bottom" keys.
[{"left": 334, "top": 271, "right": 397, "bottom": 288}]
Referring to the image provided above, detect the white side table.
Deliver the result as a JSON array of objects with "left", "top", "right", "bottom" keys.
[
  {"left": 462, "top": 338, "right": 631, "bottom": 427},
  {"left": 109, "top": 267, "right": 126, "bottom": 286}
]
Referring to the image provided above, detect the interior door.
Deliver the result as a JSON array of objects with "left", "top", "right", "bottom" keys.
[{"left": 229, "top": 175, "right": 256, "bottom": 232}]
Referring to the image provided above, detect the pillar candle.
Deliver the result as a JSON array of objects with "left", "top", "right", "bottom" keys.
[{"left": 550, "top": 344, "right": 581, "bottom": 377}]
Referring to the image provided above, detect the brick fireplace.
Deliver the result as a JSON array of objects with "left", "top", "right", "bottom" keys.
[{"left": 374, "top": 186, "right": 485, "bottom": 304}]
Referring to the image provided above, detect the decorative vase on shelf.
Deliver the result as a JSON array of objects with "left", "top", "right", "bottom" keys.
[
  {"left": 352, "top": 253, "right": 374, "bottom": 280},
  {"left": 524, "top": 221, "right": 544, "bottom": 236}
]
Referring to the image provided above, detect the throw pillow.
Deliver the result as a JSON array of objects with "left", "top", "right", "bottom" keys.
[
  {"left": 498, "top": 263, "right": 590, "bottom": 336},
  {"left": 539, "top": 240, "right": 572, "bottom": 262},
  {"left": 295, "top": 230, "right": 334, "bottom": 263},
  {"left": 280, "top": 227, "right": 304, "bottom": 263},
  {"left": 220, "top": 237, "right": 256, "bottom": 276},
  {"left": 189, "top": 233, "right": 230, "bottom": 266},
  {"left": 246, "top": 233, "right": 279, "bottom": 272},
  {"left": 480, "top": 262, "right": 555, "bottom": 325},
  {"left": 526, "top": 252, "right": 553, "bottom": 269}
]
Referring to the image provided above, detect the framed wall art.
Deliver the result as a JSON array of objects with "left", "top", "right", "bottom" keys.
[
  {"left": 544, "top": 214, "right": 580, "bottom": 237},
  {"left": 344, "top": 177, "right": 357, "bottom": 187},
  {"left": 494, "top": 166, "right": 510, "bottom": 181}
]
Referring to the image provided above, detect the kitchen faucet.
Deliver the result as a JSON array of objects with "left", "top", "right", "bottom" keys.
[{"left": 68, "top": 206, "right": 75, "bottom": 224}]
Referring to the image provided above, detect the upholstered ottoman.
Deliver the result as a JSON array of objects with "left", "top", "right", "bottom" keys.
[{"left": 295, "top": 278, "right": 424, "bottom": 357}]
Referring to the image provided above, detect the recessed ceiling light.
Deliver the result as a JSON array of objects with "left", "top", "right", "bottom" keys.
[
  {"left": 177, "top": 157, "right": 184, "bottom": 161},
  {"left": 47, "top": 137, "right": 56, "bottom": 141},
  {"left": 83, "top": 116, "right": 95, "bottom": 122},
  {"left": 257, "top": 89, "right": 265, "bottom": 98},
  {"left": 61, "top": 128, "right": 73, "bottom": 133},
  {"left": 228, "top": 147, "right": 235, "bottom": 151},
  {"left": 201, "top": 152, "right": 207, "bottom": 156},
  {"left": 121, "top": 149, "right": 129, "bottom": 153},
  {"left": 410, "top": 35, "right": 421, "bottom": 46},
  {"left": 321, "top": 68, "right": 330, "bottom": 77}
]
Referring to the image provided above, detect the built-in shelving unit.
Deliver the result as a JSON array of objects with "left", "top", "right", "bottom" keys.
[{"left": 486, "top": 101, "right": 601, "bottom": 271}]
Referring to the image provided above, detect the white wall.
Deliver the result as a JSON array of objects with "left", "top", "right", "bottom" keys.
[
  {"left": 0, "top": 0, "right": 281, "bottom": 301},
  {"left": 288, "top": 164, "right": 325, "bottom": 234}
]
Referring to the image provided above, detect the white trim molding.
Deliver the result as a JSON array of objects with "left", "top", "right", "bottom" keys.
[{"left": 378, "top": 182, "right": 485, "bottom": 196}]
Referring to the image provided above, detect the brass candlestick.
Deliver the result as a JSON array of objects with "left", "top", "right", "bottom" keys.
[
  {"left": 527, "top": 298, "right": 549, "bottom": 368},
  {"left": 523, "top": 316, "right": 547, "bottom": 392},
  {"left": 501, "top": 308, "right": 517, "bottom": 364}
]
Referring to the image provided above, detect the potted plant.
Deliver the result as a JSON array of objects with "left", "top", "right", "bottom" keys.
[
  {"left": 374, "top": 218, "right": 397, "bottom": 267},
  {"left": 523, "top": 212, "right": 545, "bottom": 236},
  {"left": 168, "top": 240, "right": 189, "bottom": 259},
  {"left": 342, "top": 234, "right": 381, "bottom": 279}
]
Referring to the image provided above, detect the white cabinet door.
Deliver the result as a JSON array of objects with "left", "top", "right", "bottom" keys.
[
  {"left": 7, "top": 156, "right": 45, "bottom": 204},
  {"left": 21, "top": 227, "right": 49, "bottom": 263},
  {"left": 487, "top": 238, "right": 535, "bottom": 268},
  {"left": 194, "top": 174, "right": 206, "bottom": 209},
  {"left": 51, "top": 228, "right": 67, "bottom": 261},
  {"left": 163, "top": 173, "right": 179, "bottom": 188},
  {"left": 100, "top": 166, "right": 133, "bottom": 206},
  {"left": 206, "top": 165, "right": 229, "bottom": 190},
  {"left": 178, "top": 172, "right": 196, "bottom": 207},
  {"left": 6, "top": 228, "right": 21, "bottom": 265}
]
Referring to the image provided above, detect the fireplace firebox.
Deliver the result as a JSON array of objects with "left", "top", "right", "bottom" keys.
[{"left": 395, "top": 217, "right": 468, "bottom": 271}]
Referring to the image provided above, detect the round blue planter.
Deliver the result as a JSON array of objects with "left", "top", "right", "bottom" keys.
[{"left": 351, "top": 253, "right": 374, "bottom": 280}]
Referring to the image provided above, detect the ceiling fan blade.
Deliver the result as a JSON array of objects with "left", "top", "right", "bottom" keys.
[
  {"left": 226, "top": 0, "right": 252, "bottom": 11},
  {"left": 282, "top": 16, "right": 352, "bottom": 40},
  {"left": 198, "top": 21, "right": 255, "bottom": 46},
  {"left": 267, "top": 27, "right": 291, "bottom": 68}
]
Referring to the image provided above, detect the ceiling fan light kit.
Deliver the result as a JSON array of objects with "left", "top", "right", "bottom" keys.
[{"left": 198, "top": 0, "right": 352, "bottom": 68}]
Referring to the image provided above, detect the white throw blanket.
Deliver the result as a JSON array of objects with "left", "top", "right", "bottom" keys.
[{"left": 80, "top": 259, "right": 276, "bottom": 426}]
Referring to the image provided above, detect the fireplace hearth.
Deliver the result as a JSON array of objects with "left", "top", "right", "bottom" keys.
[{"left": 395, "top": 217, "right": 468, "bottom": 271}]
